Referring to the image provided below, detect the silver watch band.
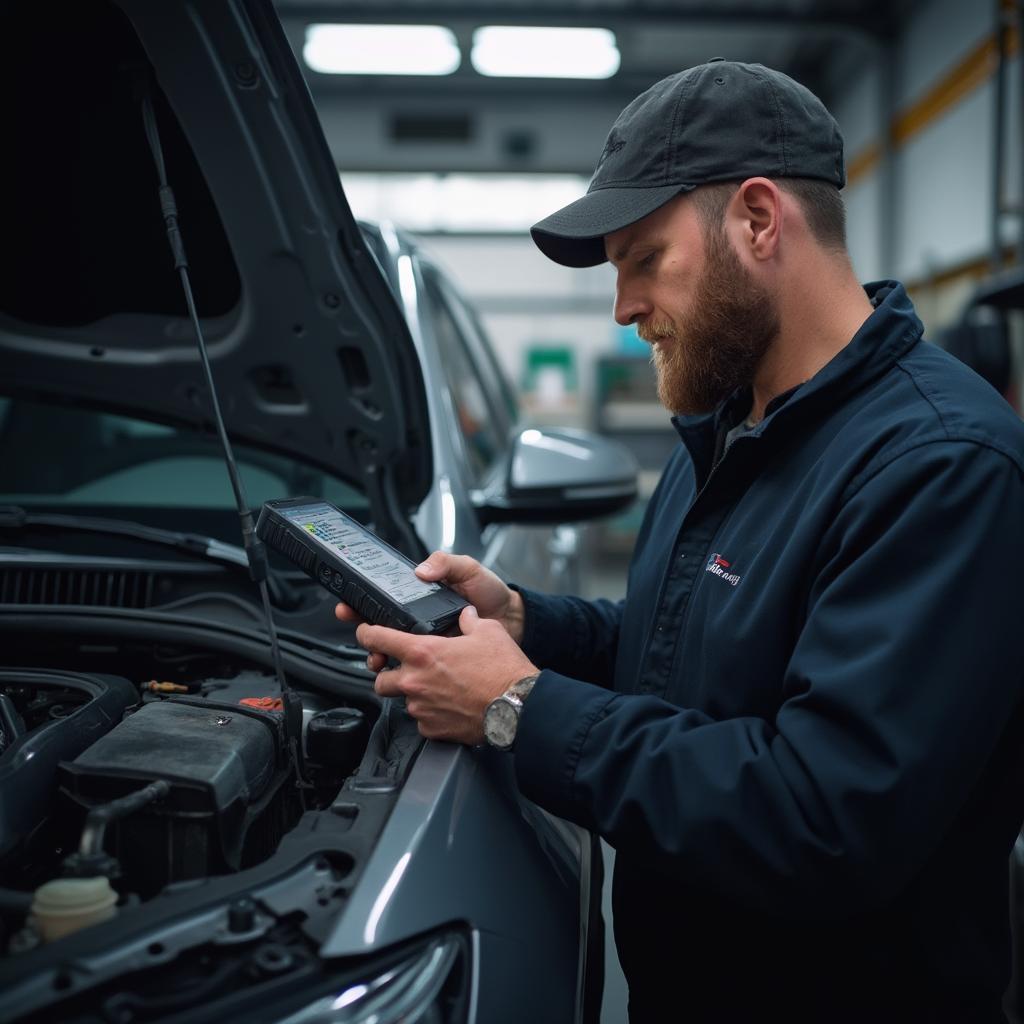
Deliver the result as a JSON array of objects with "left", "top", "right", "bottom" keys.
[{"left": 507, "top": 673, "right": 539, "bottom": 701}]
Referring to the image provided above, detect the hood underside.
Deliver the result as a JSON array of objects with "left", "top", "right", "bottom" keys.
[{"left": 0, "top": 0, "right": 433, "bottom": 512}]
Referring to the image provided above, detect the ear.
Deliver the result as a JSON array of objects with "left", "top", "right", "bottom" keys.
[{"left": 729, "top": 177, "right": 782, "bottom": 261}]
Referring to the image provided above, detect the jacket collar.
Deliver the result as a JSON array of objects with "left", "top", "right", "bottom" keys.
[{"left": 670, "top": 281, "right": 924, "bottom": 481}]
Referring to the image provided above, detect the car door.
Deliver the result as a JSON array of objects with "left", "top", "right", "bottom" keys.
[{"left": 415, "top": 259, "right": 581, "bottom": 596}]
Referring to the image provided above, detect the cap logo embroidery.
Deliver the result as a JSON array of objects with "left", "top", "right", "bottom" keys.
[{"left": 597, "top": 135, "right": 626, "bottom": 169}]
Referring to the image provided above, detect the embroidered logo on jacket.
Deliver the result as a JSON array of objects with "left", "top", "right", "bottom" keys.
[{"left": 705, "top": 553, "right": 742, "bottom": 587}]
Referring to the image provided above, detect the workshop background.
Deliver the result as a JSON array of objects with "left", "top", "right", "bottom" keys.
[{"left": 273, "top": 1, "right": 1024, "bottom": 1018}]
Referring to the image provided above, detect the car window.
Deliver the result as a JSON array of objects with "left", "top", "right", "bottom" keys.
[
  {"left": 435, "top": 272, "right": 519, "bottom": 433},
  {"left": 0, "top": 397, "right": 366, "bottom": 513},
  {"left": 419, "top": 267, "right": 507, "bottom": 486}
]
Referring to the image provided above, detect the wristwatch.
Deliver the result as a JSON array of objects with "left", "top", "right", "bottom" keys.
[{"left": 483, "top": 673, "right": 539, "bottom": 752}]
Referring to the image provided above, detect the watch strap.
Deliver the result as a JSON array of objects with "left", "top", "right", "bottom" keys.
[{"left": 507, "top": 673, "right": 539, "bottom": 701}]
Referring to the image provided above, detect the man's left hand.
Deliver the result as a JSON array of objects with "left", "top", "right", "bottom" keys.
[{"left": 355, "top": 605, "right": 539, "bottom": 745}]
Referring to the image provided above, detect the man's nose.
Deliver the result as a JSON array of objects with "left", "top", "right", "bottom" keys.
[{"left": 613, "top": 279, "right": 652, "bottom": 327}]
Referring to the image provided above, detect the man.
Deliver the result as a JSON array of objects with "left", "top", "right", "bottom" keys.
[{"left": 339, "top": 61, "right": 1024, "bottom": 1021}]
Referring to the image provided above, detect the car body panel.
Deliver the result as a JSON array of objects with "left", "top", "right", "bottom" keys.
[{"left": 320, "top": 740, "right": 586, "bottom": 1021}]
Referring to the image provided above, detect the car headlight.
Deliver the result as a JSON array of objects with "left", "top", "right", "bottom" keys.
[{"left": 276, "top": 931, "right": 469, "bottom": 1024}]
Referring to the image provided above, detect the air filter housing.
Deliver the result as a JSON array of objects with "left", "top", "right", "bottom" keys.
[{"left": 59, "top": 699, "right": 293, "bottom": 897}]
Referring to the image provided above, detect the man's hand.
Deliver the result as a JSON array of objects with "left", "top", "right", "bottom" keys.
[
  {"left": 335, "top": 551, "right": 526, "bottom": 674},
  {"left": 355, "top": 605, "right": 538, "bottom": 744}
]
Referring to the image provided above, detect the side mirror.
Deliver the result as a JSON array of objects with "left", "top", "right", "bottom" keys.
[{"left": 473, "top": 427, "right": 638, "bottom": 525}]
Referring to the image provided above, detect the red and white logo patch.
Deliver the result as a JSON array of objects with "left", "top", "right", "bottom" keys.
[{"left": 705, "top": 552, "right": 742, "bottom": 587}]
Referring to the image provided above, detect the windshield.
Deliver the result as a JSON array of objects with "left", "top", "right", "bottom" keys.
[{"left": 0, "top": 397, "right": 367, "bottom": 530}]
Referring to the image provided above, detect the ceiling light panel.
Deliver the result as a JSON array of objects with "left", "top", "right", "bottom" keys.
[
  {"left": 340, "top": 173, "right": 591, "bottom": 232},
  {"left": 471, "top": 26, "right": 620, "bottom": 80},
  {"left": 303, "top": 24, "right": 461, "bottom": 76}
]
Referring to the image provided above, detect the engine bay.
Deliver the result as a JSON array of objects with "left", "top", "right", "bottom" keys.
[{"left": 0, "top": 619, "right": 400, "bottom": 964}]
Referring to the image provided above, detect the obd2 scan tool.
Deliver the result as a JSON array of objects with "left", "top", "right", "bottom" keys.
[{"left": 257, "top": 498, "right": 469, "bottom": 636}]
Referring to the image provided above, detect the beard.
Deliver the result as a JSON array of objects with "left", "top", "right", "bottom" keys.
[{"left": 640, "top": 225, "right": 779, "bottom": 416}]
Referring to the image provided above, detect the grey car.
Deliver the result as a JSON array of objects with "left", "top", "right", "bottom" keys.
[{"left": 0, "top": 2, "right": 636, "bottom": 1021}]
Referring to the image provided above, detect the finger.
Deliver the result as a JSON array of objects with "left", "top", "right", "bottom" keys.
[
  {"left": 458, "top": 604, "right": 480, "bottom": 633},
  {"left": 374, "top": 667, "right": 404, "bottom": 698},
  {"left": 414, "top": 551, "right": 448, "bottom": 580},
  {"left": 366, "top": 651, "right": 388, "bottom": 672},
  {"left": 415, "top": 551, "right": 481, "bottom": 584},
  {"left": 356, "top": 622, "right": 419, "bottom": 661},
  {"left": 334, "top": 602, "right": 363, "bottom": 623}
]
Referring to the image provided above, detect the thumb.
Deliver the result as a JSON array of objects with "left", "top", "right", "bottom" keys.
[
  {"left": 415, "top": 552, "right": 448, "bottom": 580},
  {"left": 416, "top": 552, "right": 480, "bottom": 585},
  {"left": 458, "top": 604, "right": 480, "bottom": 633}
]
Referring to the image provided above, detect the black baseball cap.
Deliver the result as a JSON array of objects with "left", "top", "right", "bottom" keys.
[{"left": 531, "top": 59, "right": 845, "bottom": 268}]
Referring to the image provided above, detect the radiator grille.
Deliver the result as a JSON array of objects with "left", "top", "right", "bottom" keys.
[{"left": 0, "top": 568, "right": 157, "bottom": 608}]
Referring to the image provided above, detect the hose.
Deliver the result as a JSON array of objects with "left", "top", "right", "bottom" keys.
[{"left": 78, "top": 780, "right": 171, "bottom": 857}]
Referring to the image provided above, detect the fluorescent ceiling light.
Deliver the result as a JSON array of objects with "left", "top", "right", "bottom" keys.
[
  {"left": 303, "top": 24, "right": 460, "bottom": 76},
  {"left": 340, "top": 173, "right": 591, "bottom": 233},
  {"left": 471, "top": 26, "right": 620, "bottom": 79}
]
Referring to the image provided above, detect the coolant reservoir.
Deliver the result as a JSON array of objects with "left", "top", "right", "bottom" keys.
[{"left": 31, "top": 877, "right": 117, "bottom": 942}]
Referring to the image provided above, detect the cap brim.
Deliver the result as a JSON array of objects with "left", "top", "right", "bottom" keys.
[{"left": 530, "top": 183, "right": 692, "bottom": 267}]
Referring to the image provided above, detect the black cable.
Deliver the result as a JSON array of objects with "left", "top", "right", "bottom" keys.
[{"left": 137, "top": 84, "right": 307, "bottom": 792}]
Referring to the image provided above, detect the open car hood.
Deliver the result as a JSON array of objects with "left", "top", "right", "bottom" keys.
[{"left": 0, "top": 0, "right": 433, "bottom": 516}]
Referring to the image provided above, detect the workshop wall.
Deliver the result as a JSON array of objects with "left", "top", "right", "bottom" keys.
[
  {"left": 315, "top": 96, "right": 623, "bottom": 175},
  {"left": 419, "top": 234, "right": 617, "bottom": 427},
  {"left": 326, "top": 0, "right": 1022, "bottom": 426},
  {"left": 831, "top": 0, "right": 1022, "bottom": 293},
  {"left": 419, "top": 0, "right": 1024, "bottom": 420}
]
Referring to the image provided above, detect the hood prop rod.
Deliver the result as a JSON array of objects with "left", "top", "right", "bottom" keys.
[{"left": 137, "top": 80, "right": 308, "bottom": 794}]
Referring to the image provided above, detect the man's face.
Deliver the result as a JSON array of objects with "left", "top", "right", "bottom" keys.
[{"left": 607, "top": 194, "right": 779, "bottom": 415}]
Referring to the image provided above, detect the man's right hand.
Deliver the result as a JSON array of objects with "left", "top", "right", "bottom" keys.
[{"left": 334, "top": 551, "right": 526, "bottom": 672}]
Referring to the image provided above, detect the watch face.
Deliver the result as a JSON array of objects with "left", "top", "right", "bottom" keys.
[{"left": 484, "top": 698, "right": 519, "bottom": 750}]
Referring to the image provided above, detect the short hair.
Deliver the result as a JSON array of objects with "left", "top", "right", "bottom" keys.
[{"left": 690, "top": 177, "right": 847, "bottom": 252}]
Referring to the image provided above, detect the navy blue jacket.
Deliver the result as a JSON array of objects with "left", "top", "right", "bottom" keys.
[{"left": 514, "top": 283, "right": 1024, "bottom": 1021}]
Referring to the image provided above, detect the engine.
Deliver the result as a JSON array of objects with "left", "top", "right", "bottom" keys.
[
  {"left": 60, "top": 697, "right": 294, "bottom": 898},
  {"left": 0, "top": 664, "right": 372, "bottom": 949}
]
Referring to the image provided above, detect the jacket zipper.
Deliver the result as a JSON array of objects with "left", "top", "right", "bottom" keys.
[{"left": 638, "top": 435, "right": 759, "bottom": 692}]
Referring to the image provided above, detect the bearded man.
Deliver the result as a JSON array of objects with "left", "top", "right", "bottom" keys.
[{"left": 340, "top": 61, "right": 1024, "bottom": 1022}]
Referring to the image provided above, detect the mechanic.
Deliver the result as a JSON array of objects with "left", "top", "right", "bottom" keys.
[{"left": 338, "top": 61, "right": 1024, "bottom": 1022}]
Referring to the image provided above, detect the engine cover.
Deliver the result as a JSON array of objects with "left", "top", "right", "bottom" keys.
[{"left": 59, "top": 699, "right": 293, "bottom": 896}]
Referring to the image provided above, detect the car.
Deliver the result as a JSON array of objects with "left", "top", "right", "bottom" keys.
[
  {"left": 0, "top": 2, "right": 637, "bottom": 1021},
  {"left": 357, "top": 217, "right": 611, "bottom": 600}
]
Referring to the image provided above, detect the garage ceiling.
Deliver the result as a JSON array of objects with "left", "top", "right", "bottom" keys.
[
  {"left": 274, "top": 0, "right": 919, "bottom": 94},
  {"left": 272, "top": 0, "right": 922, "bottom": 174}
]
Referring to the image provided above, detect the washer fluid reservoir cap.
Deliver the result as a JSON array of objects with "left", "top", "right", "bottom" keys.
[{"left": 31, "top": 877, "right": 118, "bottom": 942}]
